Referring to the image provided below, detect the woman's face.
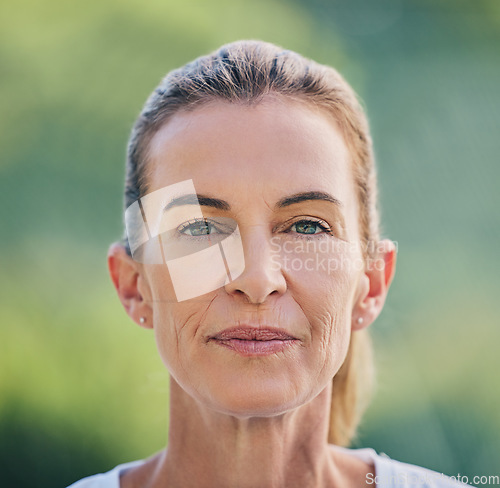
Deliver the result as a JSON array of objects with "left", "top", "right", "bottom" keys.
[{"left": 138, "top": 98, "right": 368, "bottom": 417}]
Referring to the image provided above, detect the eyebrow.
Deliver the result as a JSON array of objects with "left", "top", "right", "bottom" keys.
[
  {"left": 163, "top": 191, "right": 342, "bottom": 212},
  {"left": 275, "top": 191, "right": 343, "bottom": 208},
  {"left": 164, "top": 194, "right": 230, "bottom": 211}
]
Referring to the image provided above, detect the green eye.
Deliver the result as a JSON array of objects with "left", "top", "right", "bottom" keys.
[
  {"left": 292, "top": 220, "right": 325, "bottom": 235},
  {"left": 176, "top": 217, "right": 237, "bottom": 241},
  {"left": 179, "top": 219, "right": 215, "bottom": 236}
]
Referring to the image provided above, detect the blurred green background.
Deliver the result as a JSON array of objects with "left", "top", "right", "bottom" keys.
[{"left": 1, "top": 0, "right": 498, "bottom": 486}]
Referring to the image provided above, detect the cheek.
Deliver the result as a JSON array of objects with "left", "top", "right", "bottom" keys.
[
  {"left": 282, "top": 241, "right": 360, "bottom": 313},
  {"left": 284, "top": 245, "right": 361, "bottom": 372},
  {"left": 150, "top": 290, "right": 218, "bottom": 389},
  {"left": 141, "top": 267, "right": 180, "bottom": 368},
  {"left": 150, "top": 302, "right": 178, "bottom": 375},
  {"left": 144, "top": 265, "right": 177, "bottom": 303}
]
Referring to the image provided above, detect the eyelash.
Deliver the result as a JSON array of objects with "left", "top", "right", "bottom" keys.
[
  {"left": 279, "top": 218, "right": 333, "bottom": 240},
  {"left": 177, "top": 217, "right": 334, "bottom": 240},
  {"left": 177, "top": 218, "right": 227, "bottom": 240}
]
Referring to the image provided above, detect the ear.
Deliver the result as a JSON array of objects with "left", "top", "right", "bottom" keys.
[
  {"left": 352, "top": 239, "right": 397, "bottom": 331},
  {"left": 107, "top": 243, "right": 153, "bottom": 329}
]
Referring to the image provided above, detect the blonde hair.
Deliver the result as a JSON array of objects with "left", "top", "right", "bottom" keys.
[{"left": 125, "top": 40, "right": 380, "bottom": 446}]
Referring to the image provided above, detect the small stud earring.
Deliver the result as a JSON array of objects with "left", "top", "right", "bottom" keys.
[
  {"left": 356, "top": 317, "right": 364, "bottom": 325},
  {"left": 140, "top": 317, "right": 146, "bottom": 324}
]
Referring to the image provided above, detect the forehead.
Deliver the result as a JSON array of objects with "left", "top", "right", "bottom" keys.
[{"left": 146, "top": 98, "right": 356, "bottom": 209}]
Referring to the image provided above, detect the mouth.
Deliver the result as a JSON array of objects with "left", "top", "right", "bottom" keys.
[{"left": 209, "top": 326, "right": 298, "bottom": 356}]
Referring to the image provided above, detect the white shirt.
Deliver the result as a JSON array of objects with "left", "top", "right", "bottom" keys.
[{"left": 66, "top": 448, "right": 471, "bottom": 487}]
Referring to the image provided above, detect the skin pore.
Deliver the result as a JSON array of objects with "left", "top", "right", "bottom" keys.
[{"left": 108, "top": 97, "right": 396, "bottom": 488}]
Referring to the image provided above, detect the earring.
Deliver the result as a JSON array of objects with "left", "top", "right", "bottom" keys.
[
  {"left": 356, "top": 317, "right": 364, "bottom": 325},
  {"left": 140, "top": 317, "right": 146, "bottom": 324}
]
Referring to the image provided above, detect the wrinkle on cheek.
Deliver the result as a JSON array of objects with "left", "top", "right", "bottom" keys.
[
  {"left": 197, "top": 294, "right": 218, "bottom": 339},
  {"left": 170, "top": 294, "right": 218, "bottom": 393},
  {"left": 318, "top": 309, "right": 336, "bottom": 358},
  {"left": 308, "top": 273, "right": 352, "bottom": 377},
  {"left": 151, "top": 302, "right": 186, "bottom": 386},
  {"left": 171, "top": 293, "right": 216, "bottom": 340},
  {"left": 179, "top": 309, "right": 198, "bottom": 343},
  {"left": 292, "top": 296, "right": 314, "bottom": 339},
  {"left": 316, "top": 305, "right": 351, "bottom": 383},
  {"left": 162, "top": 307, "right": 195, "bottom": 392}
]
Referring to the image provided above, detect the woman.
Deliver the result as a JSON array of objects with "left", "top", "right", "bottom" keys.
[{"left": 68, "top": 41, "right": 470, "bottom": 487}]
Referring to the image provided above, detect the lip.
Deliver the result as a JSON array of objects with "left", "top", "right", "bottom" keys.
[
  {"left": 210, "top": 326, "right": 298, "bottom": 357},
  {"left": 212, "top": 326, "right": 296, "bottom": 341}
]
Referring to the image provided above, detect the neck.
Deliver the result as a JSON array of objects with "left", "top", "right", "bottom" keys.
[{"left": 153, "top": 376, "right": 342, "bottom": 488}]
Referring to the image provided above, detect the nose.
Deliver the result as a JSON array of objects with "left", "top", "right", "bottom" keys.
[{"left": 224, "top": 227, "right": 287, "bottom": 304}]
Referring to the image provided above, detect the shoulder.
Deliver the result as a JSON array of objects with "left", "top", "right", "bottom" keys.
[
  {"left": 66, "top": 460, "right": 146, "bottom": 488},
  {"left": 367, "top": 451, "right": 472, "bottom": 487},
  {"left": 334, "top": 446, "right": 472, "bottom": 487}
]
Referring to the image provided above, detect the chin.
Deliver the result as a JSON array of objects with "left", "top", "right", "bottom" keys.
[
  {"left": 199, "top": 372, "right": 314, "bottom": 418},
  {"left": 167, "top": 345, "right": 328, "bottom": 418},
  {"left": 211, "top": 393, "right": 302, "bottom": 419}
]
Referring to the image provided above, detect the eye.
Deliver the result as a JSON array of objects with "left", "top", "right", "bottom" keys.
[
  {"left": 280, "top": 218, "right": 333, "bottom": 238},
  {"left": 291, "top": 219, "right": 329, "bottom": 235},
  {"left": 178, "top": 218, "right": 217, "bottom": 237},
  {"left": 176, "top": 217, "right": 237, "bottom": 241}
]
